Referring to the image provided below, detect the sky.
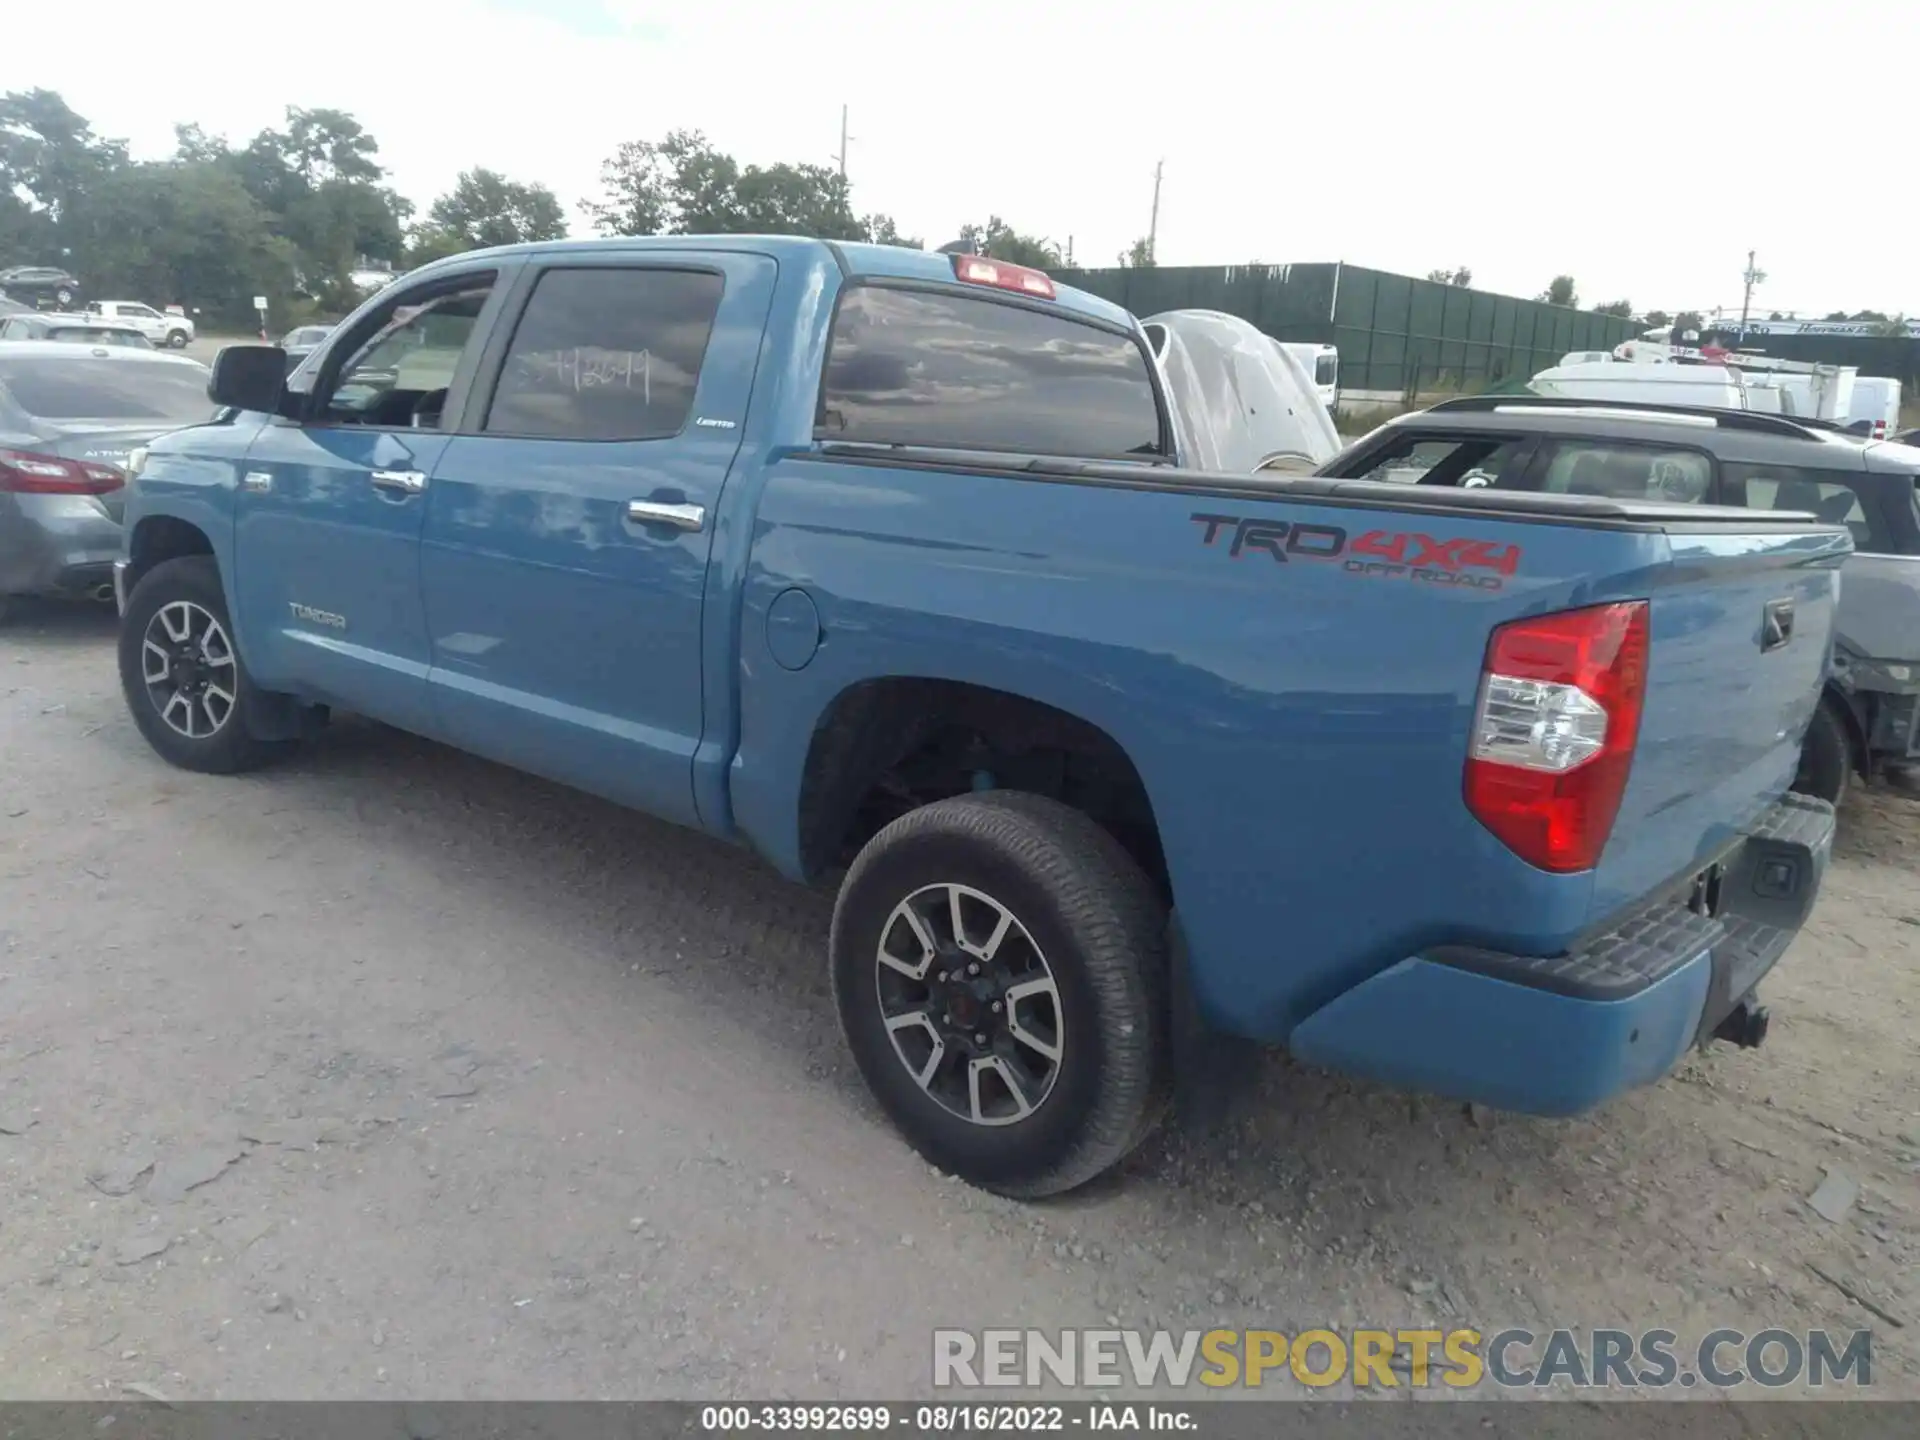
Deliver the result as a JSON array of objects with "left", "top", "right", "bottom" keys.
[{"left": 4, "top": 0, "right": 1912, "bottom": 319}]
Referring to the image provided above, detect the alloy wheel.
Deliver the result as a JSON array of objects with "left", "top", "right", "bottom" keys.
[
  {"left": 873, "top": 882, "right": 1065, "bottom": 1127},
  {"left": 140, "top": 600, "right": 237, "bottom": 739}
]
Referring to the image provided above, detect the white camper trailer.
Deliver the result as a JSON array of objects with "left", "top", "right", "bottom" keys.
[{"left": 1531, "top": 341, "right": 1858, "bottom": 420}]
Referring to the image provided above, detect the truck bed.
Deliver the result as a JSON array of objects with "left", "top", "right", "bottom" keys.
[{"left": 731, "top": 445, "right": 1850, "bottom": 1047}]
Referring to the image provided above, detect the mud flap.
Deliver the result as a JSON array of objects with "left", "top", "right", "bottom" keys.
[
  {"left": 1168, "top": 914, "right": 1264, "bottom": 1133},
  {"left": 244, "top": 691, "right": 329, "bottom": 742}
]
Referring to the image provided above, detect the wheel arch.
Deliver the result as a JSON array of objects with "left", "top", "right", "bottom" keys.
[
  {"left": 125, "top": 513, "right": 216, "bottom": 595},
  {"left": 794, "top": 676, "right": 1171, "bottom": 904},
  {"left": 1821, "top": 681, "right": 1871, "bottom": 775}
]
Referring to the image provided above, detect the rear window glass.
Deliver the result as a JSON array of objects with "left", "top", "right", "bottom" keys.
[
  {"left": 819, "top": 285, "right": 1163, "bottom": 458},
  {"left": 1314, "top": 354, "right": 1337, "bottom": 386},
  {"left": 0, "top": 358, "right": 215, "bottom": 424},
  {"left": 47, "top": 327, "right": 145, "bottom": 347},
  {"left": 1723, "top": 463, "right": 1882, "bottom": 549},
  {"left": 1539, "top": 442, "right": 1713, "bottom": 504}
]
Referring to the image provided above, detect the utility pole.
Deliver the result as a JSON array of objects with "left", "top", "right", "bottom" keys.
[
  {"left": 834, "top": 105, "right": 852, "bottom": 180},
  {"left": 1738, "top": 250, "right": 1766, "bottom": 340},
  {"left": 1147, "top": 159, "right": 1163, "bottom": 261}
]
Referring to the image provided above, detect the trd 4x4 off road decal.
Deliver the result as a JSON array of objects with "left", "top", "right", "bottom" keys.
[{"left": 1191, "top": 512, "right": 1521, "bottom": 591}]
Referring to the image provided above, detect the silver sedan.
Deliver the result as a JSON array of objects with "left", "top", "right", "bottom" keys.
[{"left": 0, "top": 341, "right": 218, "bottom": 622}]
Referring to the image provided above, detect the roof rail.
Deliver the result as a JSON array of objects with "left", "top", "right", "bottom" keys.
[{"left": 1423, "top": 393, "right": 1828, "bottom": 440}]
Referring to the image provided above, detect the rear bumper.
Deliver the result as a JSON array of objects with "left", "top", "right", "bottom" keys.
[
  {"left": 0, "top": 495, "right": 122, "bottom": 599},
  {"left": 1289, "top": 793, "right": 1835, "bottom": 1117}
]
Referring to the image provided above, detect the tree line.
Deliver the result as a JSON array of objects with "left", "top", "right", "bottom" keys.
[
  {"left": 1432, "top": 266, "right": 1909, "bottom": 340},
  {"left": 1, "top": 89, "right": 1122, "bottom": 329}
]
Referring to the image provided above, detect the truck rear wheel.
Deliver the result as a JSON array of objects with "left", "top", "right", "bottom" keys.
[
  {"left": 830, "top": 791, "right": 1170, "bottom": 1198},
  {"left": 117, "top": 556, "right": 293, "bottom": 775},
  {"left": 1792, "top": 698, "right": 1853, "bottom": 807}
]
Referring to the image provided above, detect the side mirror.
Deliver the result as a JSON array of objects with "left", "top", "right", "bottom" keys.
[{"left": 208, "top": 344, "right": 288, "bottom": 414}]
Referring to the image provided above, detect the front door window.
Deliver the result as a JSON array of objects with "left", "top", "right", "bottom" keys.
[{"left": 319, "top": 283, "right": 494, "bottom": 431}]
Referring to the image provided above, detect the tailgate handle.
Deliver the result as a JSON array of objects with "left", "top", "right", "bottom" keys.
[{"left": 1761, "top": 598, "right": 1794, "bottom": 653}]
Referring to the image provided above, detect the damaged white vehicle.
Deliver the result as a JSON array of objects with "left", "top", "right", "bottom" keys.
[{"left": 1141, "top": 309, "right": 1343, "bottom": 474}]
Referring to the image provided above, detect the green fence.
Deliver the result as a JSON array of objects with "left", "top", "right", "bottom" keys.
[{"left": 1057, "top": 262, "right": 1643, "bottom": 396}]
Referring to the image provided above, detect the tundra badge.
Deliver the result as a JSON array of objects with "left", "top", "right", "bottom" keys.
[{"left": 289, "top": 601, "right": 347, "bottom": 630}]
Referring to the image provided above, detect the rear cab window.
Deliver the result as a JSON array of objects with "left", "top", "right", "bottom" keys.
[{"left": 818, "top": 285, "right": 1165, "bottom": 460}]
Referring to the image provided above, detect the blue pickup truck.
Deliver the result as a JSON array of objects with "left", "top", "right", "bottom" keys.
[{"left": 113, "top": 237, "right": 1846, "bottom": 1196}]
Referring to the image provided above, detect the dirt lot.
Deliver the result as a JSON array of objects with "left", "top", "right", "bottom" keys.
[{"left": 1, "top": 601, "right": 1915, "bottom": 1401}]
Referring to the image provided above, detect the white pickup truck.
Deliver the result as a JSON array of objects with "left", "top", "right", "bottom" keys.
[{"left": 85, "top": 301, "right": 194, "bottom": 349}]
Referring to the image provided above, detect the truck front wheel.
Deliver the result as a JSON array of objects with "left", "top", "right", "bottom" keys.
[
  {"left": 117, "top": 556, "right": 293, "bottom": 774},
  {"left": 830, "top": 791, "right": 1170, "bottom": 1198},
  {"left": 1792, "top": 697, "right": 1854, "bottom": 807}
]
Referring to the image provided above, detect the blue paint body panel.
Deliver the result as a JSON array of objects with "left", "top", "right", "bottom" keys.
[
  {"left": 1289, "top": 952, "right": 1714, "bottom": 1115},
  {"left": 119, "top": 234, "right": 1849, "bottom": 1121}
]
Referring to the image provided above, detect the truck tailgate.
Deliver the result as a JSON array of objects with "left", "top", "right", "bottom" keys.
[{"left": 1588, "top": 525, "right": 1842, "bottom": 925}]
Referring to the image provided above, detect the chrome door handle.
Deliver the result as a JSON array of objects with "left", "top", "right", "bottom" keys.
[
  {"left": 626, "top": 500, "right": 705, "bottom": 532},
  {"left": 370, "top": 469, "right": 427, "bottom": 495}
]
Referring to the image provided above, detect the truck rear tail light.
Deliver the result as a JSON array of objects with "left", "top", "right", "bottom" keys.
[
  {"left": 951, "top": 254, "right": 1057, "bottom": 299},
  {"left": 1464, "top": 601, "right": 1650, "bottom": 873},
  {"left": 0, "top": 448, "right": 125, "bottom": 496}
]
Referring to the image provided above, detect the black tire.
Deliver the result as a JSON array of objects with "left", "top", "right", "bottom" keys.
[
  {"left": 1792, "top": 698, "right": 1853, "bottom": 807},
  {"left": 117, "top": 556, "right": 292, "bottom": 774},
  {"left": 831, "top": 791, "right": 1170, "bottom": 1198},
  {"left": 167, "top": 330, "right": 190, "bottom": 349},
  {"left": 55, "top": 287, "right": 73, "bottom": 307}
]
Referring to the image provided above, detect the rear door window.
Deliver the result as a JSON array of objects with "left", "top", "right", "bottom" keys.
[
  {"left": 1722, "top": 463, "right": 1882, "bottom": 549},
  {"left": 1536, "top": 442, "right": 1713, "bottom": 504},
  {"left": 1344, "top": 433, "right": 1531, "bottom": 487},
  {"left": 819, "top": 285, "right": 1164, "bottom": 459}
]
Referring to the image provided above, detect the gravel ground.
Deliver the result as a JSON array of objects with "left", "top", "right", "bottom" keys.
[{"left": 1, "top": 601, "right": 1915, "bottom": 1402}]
